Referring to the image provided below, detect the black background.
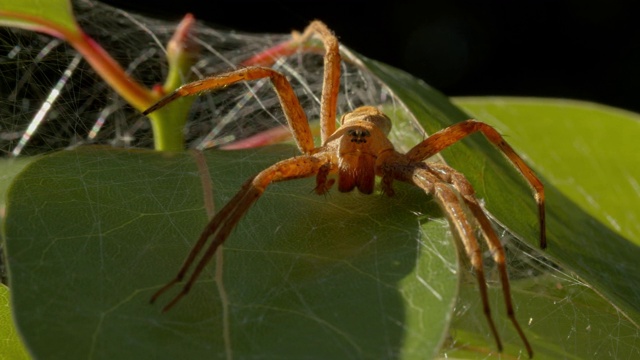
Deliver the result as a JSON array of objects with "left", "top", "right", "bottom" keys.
[{"left": 101, "top": 0, "right": 640, "bottom": 114}]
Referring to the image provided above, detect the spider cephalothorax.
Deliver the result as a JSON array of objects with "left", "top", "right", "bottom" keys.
[
  {"left": 144, "top": 20, "right": 545, "bottom": 358},
  {"left": 328, "top": 106, "right": 394, "bottom": 194}
]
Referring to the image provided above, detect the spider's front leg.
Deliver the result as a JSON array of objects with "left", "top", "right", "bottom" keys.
[
  {"left": 406, "top": 119, "right": 546, "bottom": 249},
  {"left": 150, "top": 153, "right": 332, "bottom": 312},
  {"left": 295, "top": 20, "right": 341, "bottom": 143},
  {"left": 142, "top": 67, "right": 315, "bottom": 154},
  {"left": 240, "top": 20, "right": 341, "bottom": 143}
]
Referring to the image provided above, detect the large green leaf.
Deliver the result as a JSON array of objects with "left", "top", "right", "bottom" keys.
[
  {"left": 3, "top": 146, "right": 458, "bottom": 359},
  {"left": 452, "top": 97, "right": 640, "bottom": 322},
  {"left": 359, "top": 58, "right": 640, "bottom": 357}
]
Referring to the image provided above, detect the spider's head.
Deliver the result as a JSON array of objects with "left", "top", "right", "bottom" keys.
[{"left": 340, "top": 106, "right": 391, "bottom": 135}]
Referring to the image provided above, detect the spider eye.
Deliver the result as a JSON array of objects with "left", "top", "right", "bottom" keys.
[{"left": 347, "top": 128, "right": 370, "bottom": 143}]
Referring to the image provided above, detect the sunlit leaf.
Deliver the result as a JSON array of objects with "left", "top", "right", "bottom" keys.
[
  {"left": 453, "top": 97, "right": 640, "bottom": 326},
  {"left": 0, "top": 283, "right": 30, "bottom": 359},
  {"left": 0, "top": 0, "right": 78, "bottom": 39},
  {"left": 444, "top": 272, "right": 640, "bottom": 359}
]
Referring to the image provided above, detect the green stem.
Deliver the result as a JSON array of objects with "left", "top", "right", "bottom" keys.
[{"left": 68, "top": 31, "right": 156, "bottom": 110}]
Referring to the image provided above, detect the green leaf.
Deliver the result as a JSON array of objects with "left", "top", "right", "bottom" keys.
[
  {"left": 3, "top": 146, "right": 458, "bottom": 359},
  {"left": 0, "top": 283, "right": 30, "bottom": 360},
  {"left": 0, "top": 0, "right": 78, "bottom": 39},
  {"left": 0, "top": 157, "right": 38, "bottom": 210},
  {"left": 356, "top": 58, "right": 640, "bottom": 357},
  {"left": 446, "top": 272, "right": 640, "bottom": 359},
  {"left": 452, "top": 97, "right": 640, "bottom": 323}
]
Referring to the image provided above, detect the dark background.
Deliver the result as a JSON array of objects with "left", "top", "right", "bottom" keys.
[{"left": 101, "top": 0, "right": 640, "bottom": 114}]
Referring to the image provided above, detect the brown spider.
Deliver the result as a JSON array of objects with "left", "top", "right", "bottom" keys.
[{"left": 143, "top": 20, "right": 545, "bottom": 358}]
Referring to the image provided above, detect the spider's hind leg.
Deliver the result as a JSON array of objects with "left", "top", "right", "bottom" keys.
[
  {"left": 432, "top": 182, "right": 504, "bottom": 354},
  {"left": 427, "top": 162, "right": 534, "bottom": 358},
  {"left": 398, "top": 164, "right": 504, "bottom": 354}
]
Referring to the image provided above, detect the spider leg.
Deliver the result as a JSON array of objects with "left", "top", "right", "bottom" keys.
[
  {"left": 142, "top": 67, "right": 315, "bottom": 154},
  {"left": 235, "top": 20, "right": 340, "bottom": 141},
  {"left": 428, "top": 162, "right": 534, "bottom": 358},
  {"left": 294, "top": 20, "right": 341, "bottom": 144},
  {"left": 150, "top": 154, "right": 329, "bottom": 312},
  {"left": 404, "top": 166, "right": 504, "bottom": 354},
  {"left": 405, "top": 120, "right": 546, "bottom": 249}
]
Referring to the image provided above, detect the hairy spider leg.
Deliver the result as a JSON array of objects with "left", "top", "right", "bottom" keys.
[
  {"left": 150, "top": 154, "right": 330, "bottom": 312},
  {"left": 142, "top": 67, "right": 315, "bottom": 154},
  {"left": 294, "top": 20, "right": 341, "bottom": 143},
  {"left": 430, "top": 169, "right": 503, "bottom": 344},
  {"left": 427, "top": 162, "right": 534, "bottom": 358},
  {"left": 405, "top": 120, "right": 546, "bottom": 249}
]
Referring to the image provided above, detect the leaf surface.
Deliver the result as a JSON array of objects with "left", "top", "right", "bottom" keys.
[{"left": 4, "top": 146, "right": 458, "bottom": 359}]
